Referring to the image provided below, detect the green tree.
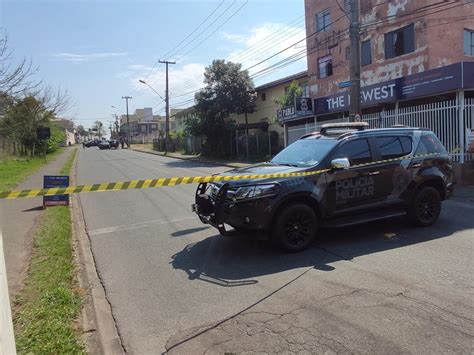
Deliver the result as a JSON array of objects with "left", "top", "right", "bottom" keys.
[
  {"left": 2, "top": 96, "right": 52, "bottom": 156},
  {"left": 274, "top": 80, "right": 302, "bottom": 108},
  {"left": 193, "top": 59, "right": 256, "bottom": 156},
  {"left": 92, "top": 120, "right": 105, "bottom": 138},
  {"left": 76, "top": 125, "right": 87, "bottom": 137}
]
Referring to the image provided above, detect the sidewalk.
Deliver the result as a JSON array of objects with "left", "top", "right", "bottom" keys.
[
  {"left": 130, "top": 145, "right": 251, "bottom": 169},
  {"left": 453, "top": 185, "right": 474, "bottom": 200},
  {"left": 0, "top": 148, "right": 73, "bottom": 297}
]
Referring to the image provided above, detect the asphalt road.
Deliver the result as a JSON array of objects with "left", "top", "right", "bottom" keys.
[{"left": 76, "top": 147, "right": 474, "bottom": 354}]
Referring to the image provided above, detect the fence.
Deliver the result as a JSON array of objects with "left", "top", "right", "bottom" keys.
[
  {"left": 287, "top": 97, "right": 473, "bottom": 163},
  {"left": 153, "top": 131, "right": 281, "bottom": 159},
  {"left": 153, "top": 136, "right": 203, "bottom": 154},
  {"left": 362, "top": 98, "right": 474, "bottom": 162},
  {"left": 130, "top": 133, "right": 159, "bottom": 144}
]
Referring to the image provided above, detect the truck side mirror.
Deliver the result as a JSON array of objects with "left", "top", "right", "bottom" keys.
[{"left": 331, "top": 158, "right": 350, "bottom": 170}]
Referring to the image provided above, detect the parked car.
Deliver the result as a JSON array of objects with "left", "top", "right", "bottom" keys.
[
  {"left": 192, "top": 123, "right": 454, "bottom": 252},
  {"left": 109, "top": 139, "right": 119, "bottom": 149},
  {"left": 84, "top": 139, "right": 100, "bottom": 148},
  {"left": 98, "top": 140, "right": 110, "bottom": 150}
]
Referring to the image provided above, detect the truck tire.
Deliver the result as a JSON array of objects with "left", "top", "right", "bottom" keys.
[
  {"left": 407, "top": 186, "right": 441, "bottom": 227},
  {"left": 273, "top": 203, "right": 318, "bottom": 252}
]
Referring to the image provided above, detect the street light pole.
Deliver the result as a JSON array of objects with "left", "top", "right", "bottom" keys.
[
  {"left": 138, "top": 80, "right": 165, "bottom": 101},
  {"left": 111, "top": 106, "right": 120, "bottom": 139}
]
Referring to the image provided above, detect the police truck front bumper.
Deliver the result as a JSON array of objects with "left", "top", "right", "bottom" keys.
[{"left": 192, "top": 182, "right": 275, "bottom": 235}]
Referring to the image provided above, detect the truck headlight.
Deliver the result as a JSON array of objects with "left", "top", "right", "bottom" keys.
[{"left": 227, "top": 184, "right": 279, "bottom": 201}]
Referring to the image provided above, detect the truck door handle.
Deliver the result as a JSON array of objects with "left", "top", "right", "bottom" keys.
[
  {"left": 411, "top": 163, "right": 421, "bottom": 168},
  {"left": 368, "top": 171, "right": 380, "bottom": 176}
]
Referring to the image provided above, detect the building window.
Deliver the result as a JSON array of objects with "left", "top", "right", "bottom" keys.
[
  {"left": 316, "top": 9, "right": 331, "bottom": 32},
  {"left": 299, "top": 83, "right": 309, "bottom": 97},
  {"left": 384, "top": 24, "right": 415, "bottom": 59},
  {"left": 464, "top": 29, "right": 474, "bottom": 56},
  {"left": 318, "top": 55, "right": 333, "bottom": 79},
  {"left": 361, "top": 39, "right": 372, "bottom": 66},
  {"left": 261, "top": 92, "right": 266, "bottom": 101}
]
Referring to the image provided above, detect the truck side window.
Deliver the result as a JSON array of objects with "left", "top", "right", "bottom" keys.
[
  {"left": 332, "top": 138, "right": 372, "bottom": 165},
  {"left": 400, "top": 136, "right": 412, "bottom": 155},
  {"left": 376, "top": 136, "right": 405, "bottom": 160},
  {"left": 415, "top": 134, "right": 447, "bottom": 155}
]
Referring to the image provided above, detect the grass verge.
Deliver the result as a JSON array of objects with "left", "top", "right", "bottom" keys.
[
  {"left": 13, "top": 147, "right": 84, "bottom": 353},
  {"left": 0, "top": 148, "right": 64, "bottom": 191}
]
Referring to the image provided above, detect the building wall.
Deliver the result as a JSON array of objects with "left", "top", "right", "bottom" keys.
[
  {"left": 174, "top": 109, "right": 197, "bottom": 132},
  {"left": 64, "top": 129, "right": 76, "bottom": 145},
  {"left": 304, "top": 0, "right": 474, "bottom": 99},
  {"left": 229, "top": 74, "right": 309, "bottom": 137}
]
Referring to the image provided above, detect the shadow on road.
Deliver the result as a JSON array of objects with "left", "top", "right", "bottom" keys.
[
  {"left": 172, "top": 226, "right": 210, "bottom": 237},
  {"left": 22, "top": 206, "right": 44, "bottom": 212},
  {"left": 170, "top": 202, "right": 473, "bottom": 287}
]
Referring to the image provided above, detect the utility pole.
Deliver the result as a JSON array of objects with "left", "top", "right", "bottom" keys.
[
  {"left": 122, "top": 96, "right": 132, "bottom": 146},
  {"left": 114, "top": 114, "right": 119, "bottom": 138},
  {"left": 159, "top": 60, "right": 175, "bottom": 148},
  {"left": 349, "top": 0, "right": 361, "bottom": 122}
]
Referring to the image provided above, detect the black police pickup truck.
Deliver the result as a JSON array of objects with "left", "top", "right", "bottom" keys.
[{"left": 192, "top": 123, "right": 454, "bottom": 252}]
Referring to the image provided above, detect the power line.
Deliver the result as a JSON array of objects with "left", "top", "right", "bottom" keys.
[
  {"left": 180, "top": 0, "right": 249, "bottom": 58},
  {"left": 174, "top": 17, "right": 305, "bottom": 90},
  {"left": 142, "top": 1, "right": 231, "bottom": 82},
  {"left": 129, "top": 1, "right": 246, "bottom": 100},
  {"left": 146, "top": 1, "right": 472, "bottom": 114},
  {"left": 162, "top": 18, "right": 349, "bottom": 108},
  {"left": 244, "top": 13, "right": 348, "bottom": 73},
  {"left": 160, "top": 0, "right": 226, "bottom": 60},
  {"left": 361, "top": 0, "right": 471, "bottom": 29},
  {"left": 228, "top": 18, "right": 305, "bottom": 64},
  {"left": 129, "top": 1, "right": 232, "bottom": 98}
]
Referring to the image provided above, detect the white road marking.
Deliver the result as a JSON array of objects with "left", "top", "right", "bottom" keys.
[{"left": 88, "top": 216, "right": 197, "bottom": 236}]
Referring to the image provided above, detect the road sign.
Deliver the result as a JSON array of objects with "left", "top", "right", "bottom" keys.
[
  {"left": 338, "top": 81, "right": 352, "bottom": 88},
  {"left": 43, "top": 175, "right": 69, "bottom": 207}
]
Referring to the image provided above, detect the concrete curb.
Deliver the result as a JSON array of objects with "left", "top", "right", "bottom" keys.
[
  {"left": 71, "top": 153, "right": 125, "bottom": 354},
  {"left": 0, "top": 228, "right": 16, "bottom": 354},
  {"left": 130, "top": 147, "right": 248, "bottom": 169}
]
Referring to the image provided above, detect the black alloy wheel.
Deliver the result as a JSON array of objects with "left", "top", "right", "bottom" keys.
[
  {"left": 274, "top": 204, "right": 317, "bottom": 252},
  {"left": 408, "top": 186, "right": 441, "bottom": 226}
]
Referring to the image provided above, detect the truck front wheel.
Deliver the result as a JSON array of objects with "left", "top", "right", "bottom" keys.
[{"left": 273, "top": 203, "right": 318, "bottom": 252}]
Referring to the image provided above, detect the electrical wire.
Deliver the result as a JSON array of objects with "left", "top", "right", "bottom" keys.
[
  {"left": 361, "top": 0, "right": 472, "bottom": 29},
  {"left": 134, "top": 1, "right": 474, "bottom": 115},
  {"left": 160, "top": 0, "right": 226, "bottom": 60}
]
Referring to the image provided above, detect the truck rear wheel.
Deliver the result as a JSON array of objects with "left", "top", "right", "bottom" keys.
[
  {"left": 273, "top": 203, "right": 317, "bottom": 252},
  {"left": 407, "top": 186, "right": 441, "bottom": 227}
]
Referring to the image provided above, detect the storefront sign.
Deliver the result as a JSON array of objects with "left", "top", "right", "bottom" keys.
[
  {"left": 277, "top": 106, "right": 296, "bottom": 120},
  {"left": 295, "top": 97, "right": 313, "bottom": 116},
  {"left": 277, "top": 97, "right": 314, "bottom": 122},
  {"left": 314, "top": 62, "right": 468, "bottom": 115},
  {"left": 43, "top": 175, "right": 69, "bottom": 207}
]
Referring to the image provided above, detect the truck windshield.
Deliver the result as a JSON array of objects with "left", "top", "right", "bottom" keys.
[{"left": 271, "top": 138, "right": 337, "bottom": 167}]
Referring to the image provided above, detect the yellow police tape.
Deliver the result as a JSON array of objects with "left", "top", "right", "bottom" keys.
[{"left": 0, "top": 153, "right": 442, "bottom": 200}]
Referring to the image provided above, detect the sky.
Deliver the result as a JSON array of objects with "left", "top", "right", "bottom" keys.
[{"left": 1, "top": 0, "right": 307, "bottom": 129}]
